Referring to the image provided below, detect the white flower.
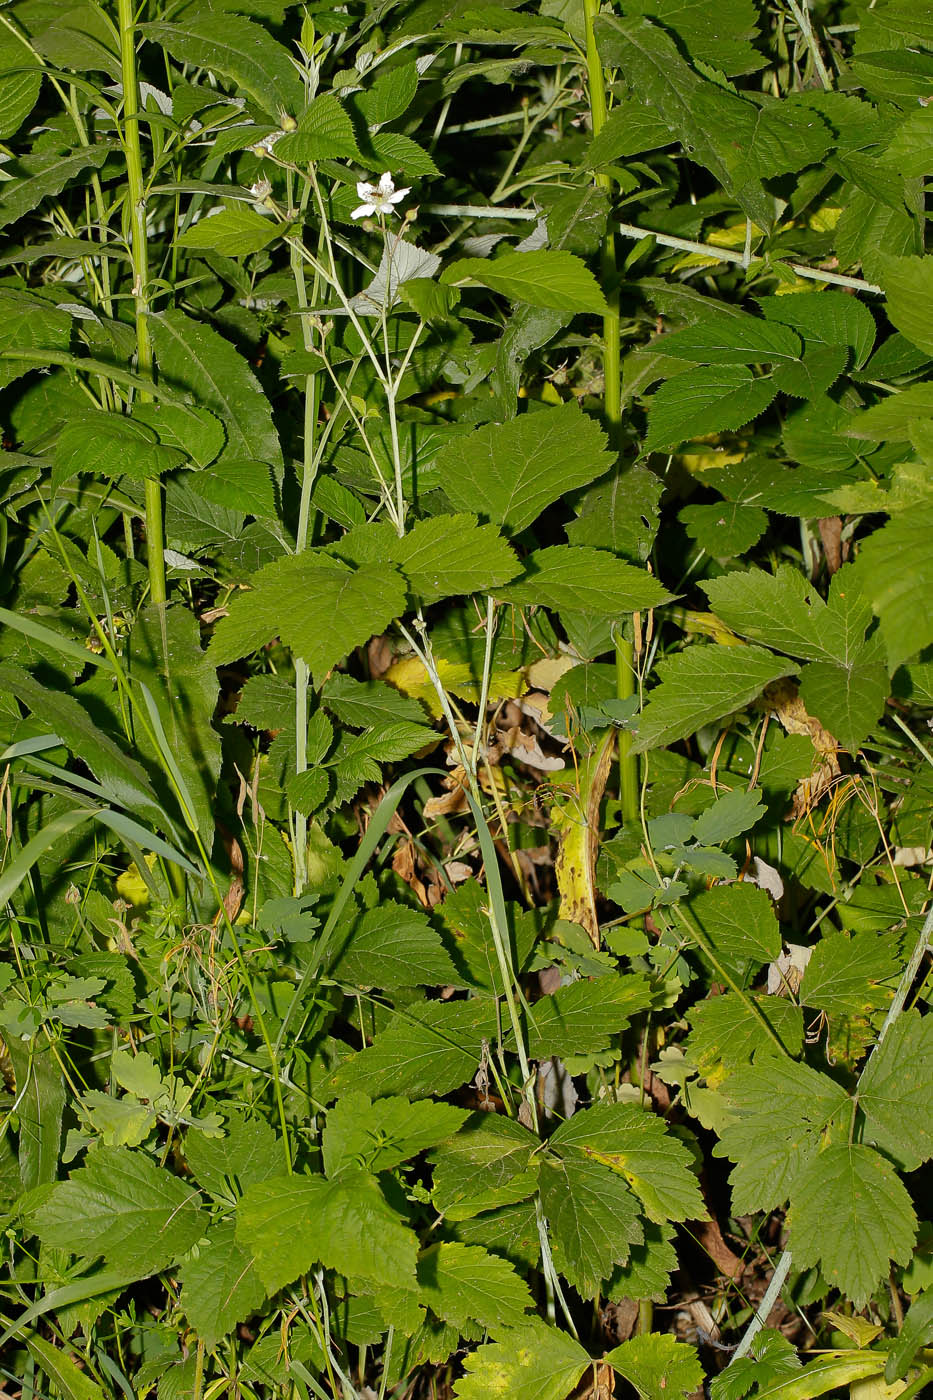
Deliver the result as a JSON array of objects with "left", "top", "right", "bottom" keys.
[
  {"left": 351, "top": 171, "right": 410, "bottom": 220},
  {"left": 248, "top": 177, "right": 272, "bottom": 207}
]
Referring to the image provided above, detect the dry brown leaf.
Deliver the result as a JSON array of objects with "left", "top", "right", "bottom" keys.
[{"left": 761, "top": 677, "right": 840, "bottom": 817}]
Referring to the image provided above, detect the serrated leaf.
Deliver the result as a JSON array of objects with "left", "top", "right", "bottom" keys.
[
  {"left": 515, "top": 974, "right": 654, "bottom": 1059},
  {"left": 540, "top": 1154, "right": 643, "bottom": 1297},
  {"left": 632, "top": 645, "right": 794, "bottom": 752},
  {"left": 0, "top": 144, "right": 114, "bottom": 230},
  {"left": 364, "top": 129, "right": 439, "bottom": 176},
  {"left": 859, "top": 1011, "right": 933, "bottom": 1171},
  {"left": 567, "top": 464, "right": 662, "bottom": 560},
  {"left": 789, "top": 1143, "right": 916, "bottom": 1307},
  {"left": 801, "top": 930, "right": 899, "bottom": 1018},
  {"left": 878, "top": 253, "right": 933, "bottom": 357},
  {"left": 207, "top": 553, "right": 407, "bottom": 682},
  {"left": 644, "top": 366, "right": 778, "bottom": 454},
  {"left": 328, "top": 902, "right": 457, "bottom": 989},
  {"left": 687, "top": 881, "right": 782, "bottom": 977},
  {"left": 30, "top": 1146, "right": 205, "bottom": 1276},
  {"left": 657, "top": 313, "right": 800, "bottom": 365},
  {"left": 443, "top": 250, "right": 608, "bottom": 313},
  {"left": 185, "top": 1109, "right": 283, "bottom": 1201},
  {"left": 687, "top": 994, "right": 804, "bottom": 1077},
  {"left": 758, "top": 290, "right": 876, "bottom": 370},
  {"left": 692, "top": 788, "right": 767, "bottom": 845},
  {"left": 327, "top": 998, "right": 499, "bottom": 1102},
  {"left": 550, "top": 1102, "right": 706, "bottom": 1223},
  {"left": 431, "top": 1114, "right": 539, "bottom": 1221},
  {"left": 391, "top": 514, "right": 520, "bottom": 602},
  {"left": 798, "top": 655, "right": 888, "bottom": 752},
  {"left": 151, "top": 308, "right": 282, "bottom": 467},
  {"left": 437, "top": 402, "right": 613, "bottom": 536},
  {"left": 323, "top": 1093, "right": 467, "bottom": 1179},
  {"left": 53, "top": 410, "right": 183, "bottom": 488},
  {"left": 177, "top": 206, "right": 281, "bottom": 257},
  {"left": 854, "top": 504, "right": 933, "bottom": 670},
  {"left": 710, "top": 1328, "right": 801, "bottom": 1400},
  {"left": 499, "top": 545, "right": 670, "bottom": 614},
  {"left": 586, "top": 99, "right": 672, "bottom": 165},
  {"left": 417, "top": 1242, "right": 533, "bottom": 1335},
  {"left": 0, "top": 57, "right": 40, "bottom": 142},
  {"left": 606, "top": 1332, "right": 704, "bottom": 1400},
  {"left": 704, "top": 565, "right": 850, "bottom": 662},
  {"left": 179, "top": 1219, "right": 267, "bottom": 1350},
  {"left": 142, "top": 16, "right": 303, "bottom": 118},
  {"left": 236, "top": 1169, "right": 418, "bottom": 1295},
  {"left": 184, "top": 459, "right": 275, "bottom": 518},
  {"left": 321, "top": 674, "right": 427, "bottom": 729},
  {"left": 453, "top": 1318, "right": 590, "bottom": 1400},
  {"left": 356, "top": 61, "right": 419, "bottom": 126},
  {"left": 275, "top": 92, "right": 362, "bottom": 162}
]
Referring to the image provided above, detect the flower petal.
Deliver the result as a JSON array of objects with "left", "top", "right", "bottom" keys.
[{"left": 351, "top": 203, "right": 375, "bottom": 219}]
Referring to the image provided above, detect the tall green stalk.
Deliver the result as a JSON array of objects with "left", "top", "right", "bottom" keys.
[
  {"left": 583, "top": 0, "right": 638, "bottom": 825},
  {"left": 118, "top": 0, "right": 166, "bottom": 606}
]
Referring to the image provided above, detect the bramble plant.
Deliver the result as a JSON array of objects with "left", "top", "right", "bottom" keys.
[{"left": 0, "top": 0, "right": 932, "bottom": 1397}]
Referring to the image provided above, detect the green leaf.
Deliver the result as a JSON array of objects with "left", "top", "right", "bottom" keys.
[
  {"left": 586, "top": 99, "right": 672, "bottom": 165},
  {"left": 758, "top": 290, "right": 876, "bottom": 369},
  {"left": 847, "top": 382, "right": 933, "bottom": 443},
  {"left": 179, "top": 1219, "right": 267, "bottom": 1350},
  {"left": 322, "top": 674, "right": 427, "bottom": 729},
  {"left": 517, "top": 973, "right": 654, "bottom": 1059},
  {"left": 606, "top": 1219, "right": 677, "bottom": 1304},
  {"left": 177, "top": 206, "right": 282, "bottom": 257},
  {"left": 417, "top": 1242, "right": 533, "bottom": 1335},
  {"left": 183, "top": 459, "right": 275, "bottom": 518},
  {"left": 185, "top": 1109, "right": 283, "bottom": 1201},
  {"left": 323, "top": 1093, "right": 467, "bottom": 1179},
  {"left": 687, "top": 881, "right": 782, "bottom": 975},
  {"left": 453, "top": 1318, "right": 590, "bottom": 1400},
  {"left": 798, "top": 655, "right": 888, "bottom": 752},
  {"left": 7, "top": 1040, "right": 64, "bottom": 1189},
  {"left": 363, "top": 129, "right": 439, "bottom": 176},
  {"left": 54, "top": 410, "right": 184, "bottom": 487},
  {"left": 854, "top": 504, "right": 933, "bottom": 670},
  {"left": 878, "top": 253, "right": 933, "bottom": 357},
  {"left": 789, "top": 1143, "right": 916, "bottom": 1307},
  {"left": 30, "top": 1146, "right": 206, "bottom": 1276},
  {"left": 499, "top": 545, "right": 671, "bottom": 615},
  {"left": 237, "top": 1169, "right": 419, "bottom": 1295},
  {"left": 443, "top": 250, "right": 608, "bottom": 314},
  {"left": 549, "top": 1102, "right": 706, "bottom": 1223},
  {"left": 566, "top": 465, "right": 662, "bottom": 561},
  {"left": 0, "top": 47, "right": 41, "bottom": 141},
  {"left": 390, "top": 514, "right": 521, "bottom": 603},
  {"left": 436, "top": 402, "right": 613, "bottom": 536},
  {"left": 142, "top": 16, "right": 303, "bottom": 118},
  {"left": 859, "top": 1011, "right": 933, "bottom": 1171},
  {"left": 207, "top": 553, "right": 408, "bottom": 682},
  {"left": 632, "top": 645, "right": 795, "bottom": 752},
  {"left": 656, "top": 313, "right": 800, "bottom": 365},
  {"left": 328, "top": 902, "right": 458, "bottom": 989},
  {"left": 710, "top": 1329, "right": 802, "bottom": 1400},
  {"left": 606, "top": 1333, "right": 704, "bottom": 1400},
  {"left": 431, "top": 1114, "right": 539, "bottom": 1221},
  {"left": 716, "top": 1061, "right": 849, "bottom": 1214},
  {"left": 0, "top": 288, "right": 71, "bottom": 389},
  {"left": 539, "top": 1154, "right": 643, "bottom": 1297},
  {"left": 24, "top": 1335, "right": 105, "bottom": 1400},
  {"left": 151, "top": 309, "right": 282, "bottom": 467},
  {"left": 687, "top": 994, "right": 804, "bottom": 1076},
  {"left": 327, "top": 998, "right": 500, "bottom": 1103},
  {"left": 356, "top": 61, "right": 419, "bottom": 126},
  {"left": 886, "top": 1288, "right": 933, "bottom": 1384},
  {"left": 0, "top": 143, "right": 114, "bottom": 230},
  {"left": 801, "top": 930, "right": 899, "bottom": 1018},
  {"left": 692, "top": 788, "right": 767, "bottom": 845},
  {"left": 275, "top": 92, "right": 363, "bottom": 161},
  {"left": 644, "top": 366, "right": 778, "bottom": 454}
]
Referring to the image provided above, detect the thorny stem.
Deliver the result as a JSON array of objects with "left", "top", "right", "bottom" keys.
[{"left": 117, "top": 0, "right": 166, "bottom": 607}]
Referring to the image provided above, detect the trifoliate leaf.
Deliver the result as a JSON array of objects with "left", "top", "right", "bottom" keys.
[
  {"left": 632, "top": 644, "right": 794, "bottom": 752},
  {"left": 789, "top": 1143, "right": 916, "bottom": 1307},
  {"left": 606, "top": 1332, "right": 704, "bottom": 1400},
  {"left": 30, "top": 1146, "right": 206, "bottom": 1276},
  {"left": 416, "top": 1242, "right": 534, "bottom": 1336},
  {"left": 549, "top": 1102, "right": 706, "bottom": 1223},
  {"left": 179, "top": 1219, "right": 267, "bottom": 1350},
  {"left": 539, "top": 1154, "right": 643, "bottom": 1297},
  {"left": 236, "top": 1169, "right": 418, "bottom": 1295},
  {"left": 858, "top": 1011, "right": 933, "bottom": 1171},
  {"left": 436, "top": 401, "right": 613, "bottom": 536},
  {"left": 453, "top": 1318, "right": 591, "bottom": 1400}
]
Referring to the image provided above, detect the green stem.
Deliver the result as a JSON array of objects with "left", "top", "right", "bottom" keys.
[
  {"left": 117, "top": 0, "right": 165, "bottom": 606},
  {"left": 583, "top": 0, "right": 639, "bottom": 823}
]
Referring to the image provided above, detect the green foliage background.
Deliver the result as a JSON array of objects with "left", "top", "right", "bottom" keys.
[{"left": 0, "top": 0, "right": 931, "bottom": 1396}]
